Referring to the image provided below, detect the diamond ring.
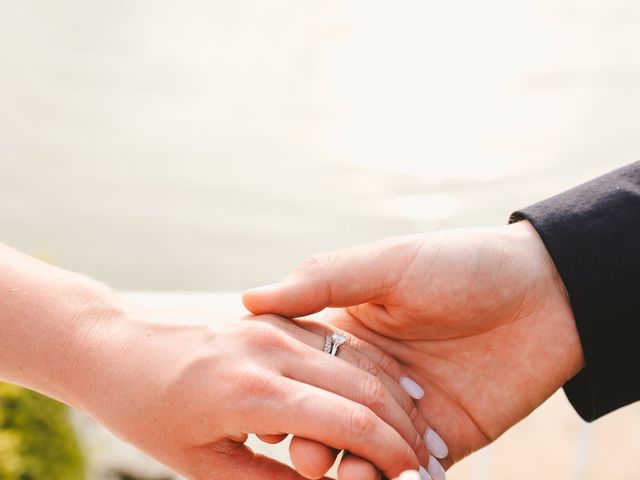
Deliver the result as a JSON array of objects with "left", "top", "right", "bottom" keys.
[{"left": 328, "top": 332, "right": 347, "bottom": 356}]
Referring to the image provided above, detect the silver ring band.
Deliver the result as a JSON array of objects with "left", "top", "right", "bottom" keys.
[{"left": 324, "top": 335, "right": 333, "bottom": 354}]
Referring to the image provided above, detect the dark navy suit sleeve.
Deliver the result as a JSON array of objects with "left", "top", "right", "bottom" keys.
[{"left": 509, "top": 161, "right": 640, "bottom": 421}]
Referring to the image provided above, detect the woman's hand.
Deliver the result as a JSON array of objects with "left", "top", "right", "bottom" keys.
[
  {"left": 244, "top": 221, "right": 586, "bottom": 477},
  {"left": 68, "top": 308, "right": 431, "bottom": 480},
  {"left": 0, "top": 243, "right": 429, "bottom": 480},
  {"left": 265, "top": 315, "right": 436, "bottom": 480}
]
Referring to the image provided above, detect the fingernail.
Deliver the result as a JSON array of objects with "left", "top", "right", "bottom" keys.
[
  {"left": 398, "top": 471, "right": 422, "bottom": 480},
  {"left": 400, "top": 376, "right": 425, "bottom": 400},
  {"left": 418, "top": 466, "right": 433, "bottom": 480},
  {"left": 427, "top": 455, "right": 446, "bottom": 480},
  {"left": 424, "top": 428, "right": 449, "bottom": 459}
]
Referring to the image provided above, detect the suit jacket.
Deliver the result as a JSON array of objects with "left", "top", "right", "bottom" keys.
[{"left": 510, "top": 161, "right": 640, "bottom": 421}]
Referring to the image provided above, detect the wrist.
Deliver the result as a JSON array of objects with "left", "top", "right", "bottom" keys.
[
  {"left": 505, "top": 220, "right": 585, "bottom": 379},
  {"left": 0, "top": 243, "right": 130, "bottom": 407},
  {"left": 56, "top": 278, "right": 132, "bottom": 409}
]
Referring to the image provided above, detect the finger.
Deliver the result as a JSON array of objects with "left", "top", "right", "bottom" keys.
[
  {"left": 289, "top": 441, "right": 384, "bottom": 480},
  {"left": 250, "top": 316, "right": 428, "bottom": 464},
  {"left": 286, "top": 323, "right": 431, "bottom": 480},
  {"left": 337, "top": 453, "right": 381, "bottom": 480},
  {"left": 243, "top": 236, "right": 422, "bottom": 317},
  {"left": 296, "top": 317, "right": 426, "bottom": 400},
  {"left": 289, "top": 438, "right": 437, "bottom": 480},
  {"left": 324, "top": 311, "right": 453, "bottom": 468},
  {"left": 289, "top": 435, "right": 339, "bottom": 480},
  {"left": 254, "top": 315, "right": 430, "bottom": 439},
  {"left": 245, "top": 317, "right": 430, "bottom": 476},
  {"left": 254, "top": 379, "right": 420, "bottom": 479},
  {"left": 257, "top": 433, "right": 288, "bottom": 444},
  {"left": 426, "top": 455, "right": 446, "bottom": 480},
  {"left": 186, "top": 442, "right": 315, "bottom": 480},
  {"left": 393, "top": 471, "right": 423, "bottom": 480},
  {"left": 289, "top": 345, "right": 428, "bottom": 465}
]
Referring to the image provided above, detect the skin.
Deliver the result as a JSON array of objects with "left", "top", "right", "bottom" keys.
[
  {"left": 0, "top": 243, "right": 431, "bottom": 479},
  {"left": 393, "top": 472, "right": 422, "bottom": 480},
  {"left": 244, "top": 220, "right": 586, "bottom": 475}
]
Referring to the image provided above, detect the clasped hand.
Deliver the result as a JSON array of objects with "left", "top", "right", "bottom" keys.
[
  {"left": 241, "top": 220, "right": 584, "bottom": 480},
  {"left": 0, "top": 221, "right": 584, "bottom": 480}
]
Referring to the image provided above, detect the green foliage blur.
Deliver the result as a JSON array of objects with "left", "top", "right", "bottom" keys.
[{"left": 0, "top": 383, "right": 85, "bottom": 479}]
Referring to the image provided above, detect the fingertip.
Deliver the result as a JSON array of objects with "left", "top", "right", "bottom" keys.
[
  {"left": 337, "top": 454, "right": 380, "bottom": 480},
  {"left": 427, "top": 456, "right": 446, "bottom": 480},
  {"left": 244, "top": 280, "right": 327, "bottom": 318},
  {"left": 256, "top": 433, "right": 288, "bottom": 444},
  {"left": 397, "top": 470, "right": 423, "bottom": 480},
  {"left": 289, "top": 436, "right": 338, "bottom": 480},
  {"left": 424, "top": 428, "right": 449, "bottom": 459},
  {"left": 242, "top": 283, "right": 282, "bottom": 314},
  {"left": 399, "top": 376, "right": 425, "bottom": 400}
]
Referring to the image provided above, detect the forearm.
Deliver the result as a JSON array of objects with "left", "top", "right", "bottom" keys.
[{"left": 0, "top": 243, "right": 123, "bottom": 407}]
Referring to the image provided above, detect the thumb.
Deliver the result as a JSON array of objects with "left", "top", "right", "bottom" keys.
[{"left": 243, "top": 237, "right": 418, "bottom": 318}]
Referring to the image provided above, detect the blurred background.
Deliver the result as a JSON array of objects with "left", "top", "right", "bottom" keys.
[{"left": 1, "top": 0, "right": 639, "bottom": 479}]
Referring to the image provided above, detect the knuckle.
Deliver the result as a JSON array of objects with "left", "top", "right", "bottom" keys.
[
  {"left": 301, "top": 253, "right": 326, "bottom": 268},
  {"left": 361, "top": 375, "right": 388, "bottom": 410},
  {"left": 348, "top": 406, "right": 377, "bottom": 441},
  {"left": 398, "top": 448, "right": 418, "bottom": 472},
  {"left": 298, "top": 251, "right": 337, "bottom": 272},
  {"left": 407, "top": 404, "right": 421, "bottom": 423},
  {"left": 245, "top": 322, "right": 289, "bottom": 350},
  {"left": 357, "top": 355, "right": 382, "bottom": 378},
  {"left": 235, "top": 367, "right": 263, "bottom": 395},
  {"left": 236, "top": 366, "right": 282, "bottom": 399},
  {"left": 354, "top": 337, "right": 401, "bottom": 378},
  {"left": 348, "top": 334, "right": 363, "bottom": 351},
  {"left": 377, "top": 351, "right": 397, "bottom": 374}
]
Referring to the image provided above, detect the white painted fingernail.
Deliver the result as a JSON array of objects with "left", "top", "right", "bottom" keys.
[
  {"left": 425, "top": 428, "right": 449, "bottom": 459},
  {"left": 427, "top": 455, "right": 446, "bottom": 480},
  {"left": 418, "top": 466, "right": 433, "bottom": 480},
  {"left": 399, "top": 471, "right": 422, "bottom": 480},
  {"left": 400, "top": 376, "right": 425, "bottom": 399}
]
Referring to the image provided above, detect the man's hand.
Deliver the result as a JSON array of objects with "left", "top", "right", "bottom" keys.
[{"left": 244, "top": 221, "right": 585, "bottom": 475}]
